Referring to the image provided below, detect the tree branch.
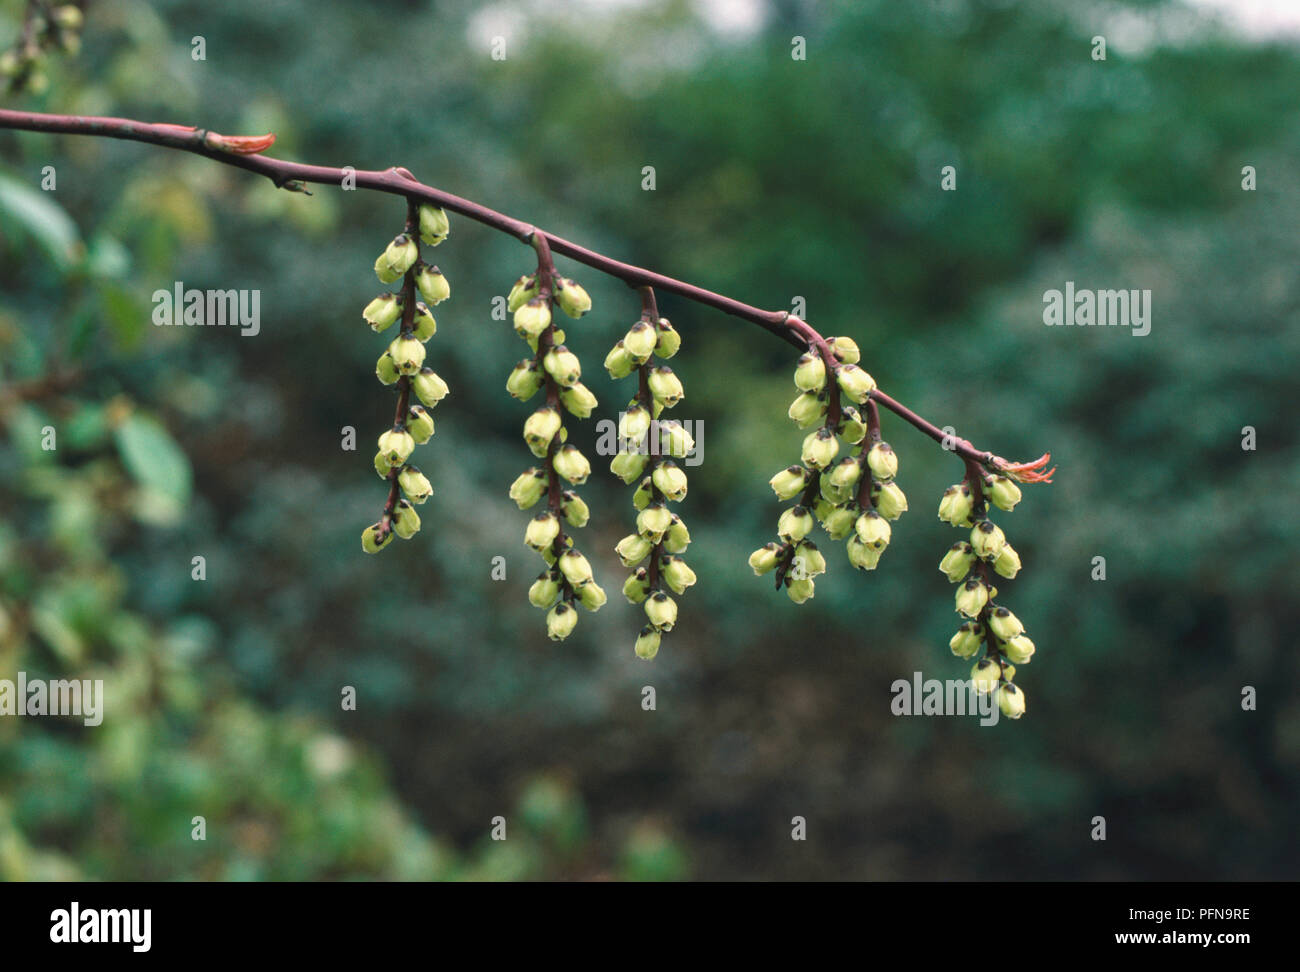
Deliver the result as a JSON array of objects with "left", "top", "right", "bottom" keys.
[{"left": 0, "top": 108, "right": 1049, "bottom": 478}]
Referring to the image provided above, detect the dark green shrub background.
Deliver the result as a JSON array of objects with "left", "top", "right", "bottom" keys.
[{"left": 1, "top": 0, "right": 1296, "bottom": 879}]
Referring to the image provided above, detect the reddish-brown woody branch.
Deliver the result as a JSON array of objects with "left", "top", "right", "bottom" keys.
[{"left": 0, "top": 108, "right": 1050, "bottom": 478}]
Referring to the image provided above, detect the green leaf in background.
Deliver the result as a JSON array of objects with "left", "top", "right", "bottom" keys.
[
  {"left": 100, "top": 282, "right": 150, "bottom": 351},
  {"left": 85, "top": 232, "right": 132, "bottom": 281},
  {"left": 0, "top": 170, "right": 83, "bottom": 271},
  {"left": 113, "top": 412, "right": 193, "bottom": 524}
]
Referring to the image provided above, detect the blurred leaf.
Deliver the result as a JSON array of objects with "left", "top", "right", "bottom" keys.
[
  {"left": 113, "top": 412, "right": 193, "bottom": 508},
  {"left": 86, "top": 233, "right": 132, "bottom": 280},
  {"left": 100, "top": 283, "right": 150, "bottom": 351},
  {"left": 0, "top": 171, "right": 83, "bottom": 271}
]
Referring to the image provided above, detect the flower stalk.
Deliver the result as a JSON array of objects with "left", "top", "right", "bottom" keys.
[{"left": 1, "top": 108, "right": 1058, "bottom": 687}]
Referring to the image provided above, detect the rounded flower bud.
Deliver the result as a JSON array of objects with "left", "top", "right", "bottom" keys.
[
  {"left": 616, "top": 533, "right": 653, "bottom": 567},
  {"left": 543, "top": 345, "right": 582, "bottom": 387},
  {"left": 632, "top": 476, "right": 654, "bottom": 511},
  {"left": 362, "top": 292, "right": 403, "bottom": 332},
  {"left": 788, "top": 391, "right": 827, "bottom": 429},
  {"left": 647, "top": 367, "right": 684, "bottom": 407},
  {"left": 988, "top": 475, "right": 1022, "bottom": 512},
  {"left": 770, "top": 465, "right": 811, "bottom": 501},
  {"left": 821, "top": 503, "right": 858, "bottom": 541},
  {"left": 786, "top": 577, "right": 815, "bottom": 603},
  {"left": 835, "top": 363, "right": 877, "bottom": 404},
  {"left": 553, "top": 444, "right": 591, "bottom": 485},
  {"left": 949, "top": 622, "right": 983, "bottom": 659},
  {"left": 749, "top": 542, "right": 783, "bottom": 575},
  {"left": 604, "top": 340, "right": 636, "bottom": 379},
  {"left": 938, "top": 484, "right": 975, "bottom": 527},
  {"left": 652, "top": 461, "right": 689, "bottom": 502},
  {"left": 828, "top": 456, "right": 862, "bottom": 491},
  {"left": 996, "top": 682, "right": 1026, "bottom": 719},
  {"left": 837, "top": 406, "right": 867, "bottom": 444},
  {"left": 416, "top": 263, "right": 450, "bottom": 305},
  {"left": 829, "top": 335, "right": 860, "bottom": 364},
  {"left": 635, "top": 625, "right": 662, "bottom": 660},
  {"left": 800, "top": 497, "right": 823, "bottom": 526},
  {"left": 610, "top": 450, "right": 649, "bottom": 484},
  {"left": 375, "top": 352, "right": 400, "bottom": 386},
  {"left": 655, "top": 319, "right": 681, "bottom": 358},
  {"left": 578, "top": 580, "right": 607, "bottom": 611},
  {"left": 392, "top": 499, "right": 421, "bottom": 539},
  {"left": 525, "top": 512, "right": 561, "bottom": 551},
  {"left": 558, "top": 549, "right": 595, "bottom": 588},
  {"left": 388, "top": 333, "right": 426, "bottom": 375},
  {"left": 560, "top": 490, "right": 589, "bottom": 528},
  {"left": 938, "top": 542, "right": 976, "bottom": 583},
  {"left": 406, "top": 405, "right": 435, "bottom": 444},
  {"left": 854, "top": 510, "right": 891, "bottom": 548},
  {"left": 546, "top": 602, "right": 578, "bottom": 641},
  {"left": 993, "top": 543, "right": 1022, "bottom": 579},
  {"left": 778, "top": 505, "right": 814, "bottom": 542},
  {"left": 620, "top": 403, "right": 652, "bottom": 444},
  {"left": 623, "top": 569, "right": 652, "bottom": 604},
  {"left": 373, "top": 451, "right": 392, "bottom": 478},
  {"left": 54, "top": 5, "right": 85, "bottom": 30},
  {"left": 955, "top": 577, "right": 990, "bottom": 618},
  {"left": 658, "top": 421, "right": 695, "bottom": 460},
  {"left": 971, "top": 658, "right": 1001, "bottom": 694},
  {"left": 624, "top": 320, "right": 658, "bottom": 362},
  {"left": 846, "top": 534, "right": 884, "bottom": 571},
  {"left": 554, "top": 277, "right": 592, "bottom": 318},
  {"left": 529, "top": 570, "right": 561, "bottom": 608},
  {"left": 509, "top": 468, "right": 548, "bottom": 510},
  {"left": 970, "top": 520, "right": 1007, "bottom": 560},
  {"left": 361, "top": 522, "right": 393, "bottom": 554},
  {"left": 645, "top": 591, "right": 678, "bottom": 631},
  {"left": 1004, "top": 634, "right": 1035, "bottom": 665},
  {"left": 873, "top": 481, "right": 909, "bottom": 521},
  {"left": 506, "top": 360, "right": 544, "bottom": 401},
  {"left": 523, "top": 406, "right": 563, "bottom": 457},
  {"left": 559, "top": 382, "right": 597, "bottom": 419},
  {"left": 374, "top": 233, "right": 418, "bottom": 283},
  {"left": 410, "top": 301, "right": 436, "bottom": 341},
  {"left": 793, "top": 541, "right": 827, "bottom": 578},
  {"left": 987, "top": 606, "right": 1025, "bottom": 641},
  {"left": 637, "top": 502, "right": 673, "bottom": 542},
  {"left": 866, "top": 442, "right": 898, "bottom": 481},
  {"left": 514, "top": 298, "right": 552, "bottom": 339},
  {"left": 801, "top": 427, "right": 839, "bottom": 470},
  {"left": 507, "top": 274, "right": 538, "bottom": 313},
  {"left": 664, "top": 515, "right": 691, "bottom": 554},
  {"left": 417, "top": 204, "right": 450, "bottom": 246},
  {"left": 661, "top": 555, "right": 697, "bottom": 594},
  {"left": 412, "top": 368, "right": 449, "bottom": 406},
  {"left": 377, "top": 426, "right": 415, "bottom": 466},
  {"left": 398, "top": 465, "right": 433, "bottom": 504},
  {"left": 794, "top": 352, "right": 826, "bottom": 392},
  {"left": 820, "top": 476, "right": 851, "bottom": 506}
]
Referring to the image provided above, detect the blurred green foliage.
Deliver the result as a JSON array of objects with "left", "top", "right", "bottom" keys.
[{"left": 1, "top": 0, "right": 1296, "bottom": 879}]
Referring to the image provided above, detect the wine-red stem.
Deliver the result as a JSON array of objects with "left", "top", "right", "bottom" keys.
[
  {"left": 0, "top": 108, "right": 1030, "bottom": 474},
  {"left": 961, "top": 456, "right": 1007, "bottom": 681},
  {"left": 375, "top": 199, "right": 421, "bottom": 539},
  {"left": 634, "top": 286, "right": 667, "bottom": 593},
  {"left": 526, "top": 233, "right": 578, "bottom": 602},
  {"left": 772, "top": 471, "right": 822, "bottom": 591}
]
